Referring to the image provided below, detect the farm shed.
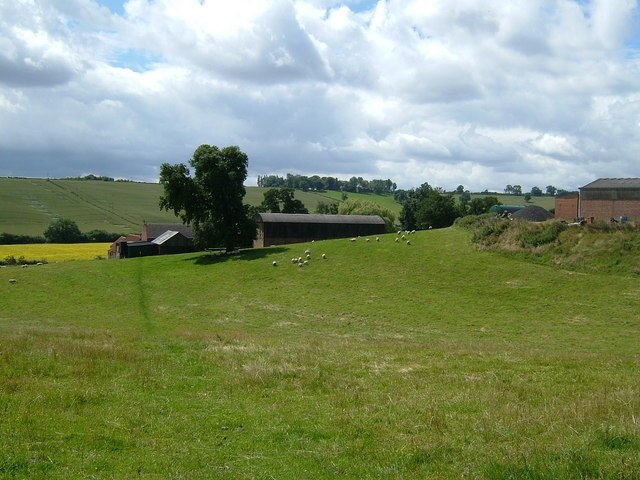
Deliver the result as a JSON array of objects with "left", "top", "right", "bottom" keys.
[
  {"left": 142, "top": 223, "right": 193, "bottom": 241},
  {"left": 108, "top": 234, "right": 141, "bottom": 259},
  {"left": 152, "top": 230, "right": 194, "bottom": 255},
  {"left": 554, "top": 193, "right": 579, "bottom": 221},
  {"left": 579, "top": 178, "right": 640, "bottom": 222},
  {"left": 254, "top": 213, "right": 386, "bottom": 248},
  {"left": 119, "top": 240, "right": 158, "bottom": 258}
]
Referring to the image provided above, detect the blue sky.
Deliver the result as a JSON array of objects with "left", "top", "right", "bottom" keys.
[{"left": 1, "top": 0, "right": 640, "bottom": 191}]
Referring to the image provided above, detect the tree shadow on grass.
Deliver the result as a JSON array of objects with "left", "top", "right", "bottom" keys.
[{"left": 188, "top": 247, "right": 289, "bottom": 266}]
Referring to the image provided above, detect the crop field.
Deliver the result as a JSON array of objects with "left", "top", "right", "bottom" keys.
[
  {"left": 0, "top": 178, "right": 401, "bottom": 236},
  {"left": 0, "top": 243, "right": 111, "bottom": 263},
  {"left": 0, "top": 227, "right": 638, "bottom": 478}
]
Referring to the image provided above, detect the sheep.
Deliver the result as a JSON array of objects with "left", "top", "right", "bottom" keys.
[
  {"left": 304, "top": 249, "right": 311, "bottom": 255},
  {"left": 322, "top": 253, "right": 326, "bottom": 259},
  {"left": 406, "top": 240, "right": 411, "bottom": 245},
  {"left": 291, "top": 258, "right": 297, "bottom": 263},
  {"left": 306, "top": 254, "right": 311, "bottom": 259},
  {"left": 36, "top": 262, "right": 43, "bottom": 266},
  {"left": 272, "top": 261, "right": 277, "bottom": 266},
  {"left": 376, "top": 237, "right": 380, "bottom": 242},
  {"left": 411, "top": 230, "right": 416, "bottom": 234},
  {"left": 366, "top": 238, "right": 370, "bottom": 242},
  {"left": 21, "top": 264, "right": 28, "bottom": 268},
  {"left": 401, "top": 235, "right": 406, "bottom": 240},
  {"left": 395, "top": 237, "right": 399, "bottom": 242},
  {"left": 350, "top": 238, "right": 357, "bottom": 242},
  {"left": 298, "top": 263, "right": 303, "bottom": 267},
  {"left": 303, "top": 260, "right": 309, "bottom": 265},
  {"left": 8, "top": 279, "right": 16, "bottom": 284},
  {"left": 397, "top": 230, "right": 402, "bottom": 235}
]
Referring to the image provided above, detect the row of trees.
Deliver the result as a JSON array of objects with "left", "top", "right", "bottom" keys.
[
  {"left": 257, "top": 174, "right": 397, "bottom": 194},
  {"left": 503, "top": 184, "right": 569, "bottom": 196}
]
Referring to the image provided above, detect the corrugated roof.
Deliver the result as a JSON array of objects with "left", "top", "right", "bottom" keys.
[
  {"left": 255, "top": 213, "right": 386, "bottom": 224},
  {"left": 145, "top": 223, "right": 193, "bottom": 239},
  {"left": 151, "top": 230, "right": 182, "bottom": 245},
  {"left": 581, "top": 178, "right": 640, "bottom": 189}
]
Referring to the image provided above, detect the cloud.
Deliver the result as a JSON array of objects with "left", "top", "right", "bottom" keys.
[{"left": 1, "top": 0, "right": 640, "bottom": 193}]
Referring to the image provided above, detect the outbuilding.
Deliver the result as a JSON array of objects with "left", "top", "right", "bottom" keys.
[
  {"left": 152, "top": 230, "right": 194, "bottom": 255},
  {"left": 254, "top": 213, "right": 386, "bottom": 247},
  {"left": 579, "top": 178, "right": 640, "bottom": 222}
]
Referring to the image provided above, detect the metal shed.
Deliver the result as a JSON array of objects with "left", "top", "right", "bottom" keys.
[
  {"left": 152, "top": 230, "right": 194, "bottom": 255},
  {"left": 254, "top": 213, "right": 386, "bottom": 247}
]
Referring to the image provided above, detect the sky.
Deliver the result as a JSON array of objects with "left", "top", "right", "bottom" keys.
[{"left": 1, "top": 0, "right": 639, "bottom": 192}]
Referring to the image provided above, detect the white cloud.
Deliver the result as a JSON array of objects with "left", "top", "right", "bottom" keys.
[{"left": 0, "top": 0, "right": 640, "bottom": 192}]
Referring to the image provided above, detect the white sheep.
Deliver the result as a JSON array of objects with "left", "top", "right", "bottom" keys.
[
  {"left": 291, "top": 258, "right": 297, "bottom": 263},
  {"left": 322, "top": 253, "right": 326, "bottom": 259},
  {"left": 406, "top": 240, "right": 411, "bottom": 245},
  {"left": 401, "top": 235, "right": 406, "bottom": 240},
  {"left": 350, "top": 238, "right": 356, "bottom": 242},
  {"left": 306, "top": 254, "right": 311, "bottom": 259},
  {"left": 21, "top": 264, "right": 28, "bottom": 268},
  {"left": 298, "top": 262, "right": 303, "bottom": 267},
  {"left": 397, "top": 230, "right": 401, "bottom": 235},
  {"left": 395, "top": 237, "right": 399, "bottom": 242},
  {"left": 303, "top": 260, "right": 309, "bottom": 265},
  {"left": 304, "top": 249, "right": 311, "bottom": 255},
  {"left": 376, "top": 237, "right": 380, "bottom": 242},
  {"left": 272, "top": 261, "right": 277, "bottom": 266},
  {"left": 9, "top": 278, "right": 16, "bottom": 283},
  {"left": 366, "top": 238, "right": 370, "bottom": 242},
  {"left": 411, "top": 230, "right": 416, "bottom": 234}
]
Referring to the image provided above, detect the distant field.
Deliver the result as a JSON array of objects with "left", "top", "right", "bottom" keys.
[
  {"left": 0, "top": 228, "right": 637, "bottom": 477},
  {"left": 0, "top": 243, "right": 111, "bottom": 262},
  {"left": 0, "top": 178, "right": 401, "bottom": 236}
]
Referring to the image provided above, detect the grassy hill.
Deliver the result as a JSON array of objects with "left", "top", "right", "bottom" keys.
[
  {"left": 1, "top": 228, "right": 638, "bottom": 478},
  {"left": 0, "top": 178, "right": 400, "bottom": 236}
]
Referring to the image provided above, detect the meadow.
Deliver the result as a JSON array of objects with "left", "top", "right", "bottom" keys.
[
  {"left": 0, "top": 227, "right": 638, "bottom": 478},
  {"left": 0, "top": 243, "right": 111, "bottom": 263}
]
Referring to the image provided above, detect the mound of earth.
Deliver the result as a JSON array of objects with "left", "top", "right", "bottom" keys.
[{"left": 511, "top": 205, "right": 554, "bottom": 222}]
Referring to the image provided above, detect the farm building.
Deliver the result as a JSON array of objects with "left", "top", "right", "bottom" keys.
[
  {"left": 152, "top": 230, "right": 194, "bottom": 255},
  {"left": 142, "top": 223, "right": 193, "bottom": 241},
  {"left": 254, "top": 213, "right": 386, "bottom": 247},
  {"left": 108, "top": 234, "right": 141, "bottom": 259},
  {"left": 579, "top": 178, "right": 640, "bottom": 222},
  {"left": 554, "top": 192, "right": 579, "bottom": 220}
]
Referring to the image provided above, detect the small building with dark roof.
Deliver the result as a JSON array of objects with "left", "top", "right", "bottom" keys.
[
  {"left": 254, "top": 213, "right": 386, "bottom": 247},
  {"left": 108, "top": 234, "right": 142, "bottom": 259},
  {"left": 579, "top": 178, "right": 640, "bottom": 221}
]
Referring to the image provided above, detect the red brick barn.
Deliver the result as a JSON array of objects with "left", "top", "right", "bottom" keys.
[
  {"left": 554, "top": 193, "right": 579, "bottom": 221},
  {"left": 579, "top": 178, "right": 640, "bottom": 222}
]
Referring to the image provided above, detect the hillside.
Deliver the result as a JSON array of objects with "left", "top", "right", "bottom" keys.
[
  {"left": 1, "top": 228, "right": 638, "bottom": 477},
  {"left": 0, "top": 178, "right": 399, "bottom": 236}
]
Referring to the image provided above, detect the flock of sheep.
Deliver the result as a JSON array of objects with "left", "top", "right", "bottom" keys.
[{"left": 271, "top": 230, "right": 418, "bottom": 267}]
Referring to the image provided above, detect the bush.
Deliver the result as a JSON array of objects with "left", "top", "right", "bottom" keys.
[
  {"left": 0, "top": 256, "right": 47, "bottom": 266},
  {"left": 0, "top": 233, "right": 46, "bottom": 244},
  {"left": 44, "top": 218, "right": 86, "bottom": 243},
  {"left": 517, "top": 222, "right": 567, "bottom": 248}
]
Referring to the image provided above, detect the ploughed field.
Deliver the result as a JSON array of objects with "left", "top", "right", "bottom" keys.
[{"left": 0, "top": 228, "right": 638, "bottom": 478}]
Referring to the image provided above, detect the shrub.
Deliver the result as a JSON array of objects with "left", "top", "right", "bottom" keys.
[
  {"left": 517, "top": 221, "right": 567, "bottom": 248},
  {"left": 0, "top": 233, "right": 46, "bottom": 244}
]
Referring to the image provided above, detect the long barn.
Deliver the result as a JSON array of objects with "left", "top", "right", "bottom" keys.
[
  {"left": 579, "top": 178, "right": 640, "bottom": 222},
  {"left": 254, "top": 213, "right": 386, "bottom": 247}
]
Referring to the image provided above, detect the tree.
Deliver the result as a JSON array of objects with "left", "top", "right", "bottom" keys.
[
  {"left": 512, "top": 185, "right": 522, "bottom": 195},
  {"left": 456, "top": 185, "right": 465, "bottom": 194},
  {"left": 459, "top": 190, "right": 472, "bottom": 206},
  {"left": 44, "top": 218, "right": 85, "bottom": 243},
  {"left": 159, "top": 144, "right": 255, "bottom": 251},
  {"left": 524, "top": 192, "right": 532, "bottom": 202},
  {"left": 316, "top": 201, "right": 339, "bottom": 214},
  {"left": 399, "top": 183, "right": 459, "bottom": 230},
  {"left": 504, "top": 185, "right": 513, "bottom": 194},
  {"left": 468, "top": 196, "right": 501, "bottom": 215},
  {"left": 338, "top": 199, "right": 396, "bottom": 232},
  {"left": 258, "top": 188, "right": 308, "bottom": 214},
  {"left": 530, "top": 186, "right": 542, "bottom": 196},
  {"left": 546, "top": 185, "right": 557, "bottom": 196}
]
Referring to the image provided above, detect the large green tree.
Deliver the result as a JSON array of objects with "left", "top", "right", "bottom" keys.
[
  {"left": 338, "top": 198, "right": 396, "bottom": 232},
  {"left": 399, "top": 183, "right": 460, "bottom": 230},
  {"left": 43, "top": 218, "right": 85, "bottom": 243},
  {"left": 159, "top": 144, "right": 255, "bottom": 251},
  {"left": 258, "top": 188, "right": 308, "bottom": 214}
]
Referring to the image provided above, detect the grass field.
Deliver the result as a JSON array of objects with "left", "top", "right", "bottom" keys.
[
  {"left": 0, "top": 243, "right": 111, "bottom": 263},
  {"left": 0, "top": 227, "right": 638, "bottom": 478}
]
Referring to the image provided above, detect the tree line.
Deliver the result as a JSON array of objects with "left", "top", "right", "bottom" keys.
[{"left": 257, "top": 174, "right": 397, "bottom": 194}]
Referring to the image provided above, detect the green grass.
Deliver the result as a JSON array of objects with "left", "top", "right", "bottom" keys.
[
  {"left": 0, "top": 179, "right": 400, "bottom": 236},
  {"left": 1, "top": 228, "right": 638, "bottom": 478},
  {"left": 470, "top": 193, "right": 556, "bottom": 210}
]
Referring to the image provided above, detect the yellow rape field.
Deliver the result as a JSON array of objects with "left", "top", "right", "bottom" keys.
[{"left": 0, "top": 243, "right": 111, "bottom": 262}]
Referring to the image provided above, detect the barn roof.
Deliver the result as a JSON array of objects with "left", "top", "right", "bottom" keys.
[
  {"left": 144, "top": 223, "right": 193, "bottom": 239},
  {"left": 151, "top": 230, "right": 186, "bottom": 245},
  {"left": 255, "top": 213, "right": 385, "bottom": 225},
  {"left": 581, "top": 178, "right": 640, "bottom": 189}
]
